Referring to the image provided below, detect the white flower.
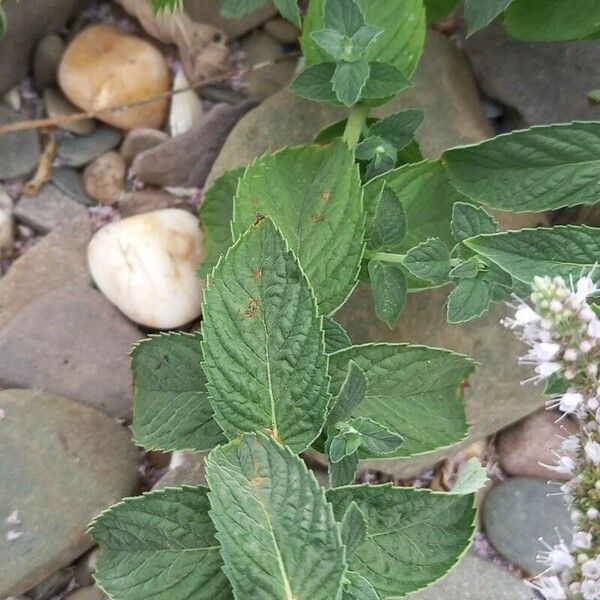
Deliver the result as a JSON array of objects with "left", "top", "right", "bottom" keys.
[
  {"left": 543, "top": 542, "right": 575, "bottom": 573},
  {"left": 576, "top": 276, "right": 597, "bottom": 301},
  {"left": 586, "top": 440, "right": 600, "bottom": 465},
  {"left": 580, "top": 306, "right": 596, "bottom": 322},
  {"left": 536, "top": 362, "right": 562, "bottom": 378},
  {"left": 542, "top": 455, "right": 575, "bottom": 476},
  {"left": 583, "top": 558, "right": 600, "bottom": 580},
  {"left": 515, "top": 305, "right": 541, "bottom": 324},
  {"left": 588, "top": 320, "right": 600, "bottom": 339},
  {"left": 559, "top": 392, "right": 584, "bottom": 414},
  {"left": 529, "top": 575, "right": 567, "bottom": 599},
  {"left": 588, "top": 508, "right": 600, "bottom": 520},
  {"left": 561, "top": 435, "right": 580, "bottom": 453},
  {"left": 581, "top": 578, "right": 600, "bottom": 600},
  {"left": 574, "top": 531, "right": 593, "bottom": 549},
  {"left": 564, "top": 348, "right": 578, "bottom": 362}
]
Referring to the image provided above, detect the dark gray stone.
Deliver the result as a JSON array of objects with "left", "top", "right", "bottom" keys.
[
  {"left": 66, "top": 585, "right": 107, "bottom": 600},
  {"left": 0, "top": 0, "right": 81, "bottom": 94},
  {"left": 463, "top": 23, "right": 600, "bottom": 127},
  {"left": 52, "top": 167, "right": 95, "bottom": 206},
  {"left": 27, "top": 567, "right": 74, "bottom": 600},
  {"left": 482, "top": 477, "right": 571, "bottom": 575},
  {"left": 14, "top": 183, "right": 87, "bottom": 233},
  {"left": 410, "top": 553, "right": 534, "bottom": 599},
  {"left": 0, "top": 389, "right": 139, "bottom": 597},
  {"left": 57, "top": 126, "right": 123, "bottom": 168},
  {"left": 33, "top": 34, "right": 65, "bottom": 92},
  {"left": 0, "top": 105, "right": 41, "bottom": 180},
  {"left": 0, "top": 284, "right": 142, "bottom": 418}
]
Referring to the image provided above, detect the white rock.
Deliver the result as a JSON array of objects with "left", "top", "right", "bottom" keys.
[
  {"left": 87, "top": 209, "right": 204, "bottom": 328},
  {"left": 169, "top": 67, "right": 204, "bottom": 137},
  {"left": 0, "top": 185, "right": 14, "bottom": 253}
]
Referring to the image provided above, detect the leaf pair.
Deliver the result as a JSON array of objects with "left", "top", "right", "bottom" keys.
[
  {"left": 91, "top": 432, "right": 481, "bottom": 600},
  {"left": 220, "top": 0, "right": 301, "bottom": 27}
]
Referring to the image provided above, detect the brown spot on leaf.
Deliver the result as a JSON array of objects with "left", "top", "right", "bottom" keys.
[
  {"left": 251, "top": 196, "right": 260, "bottom": 208},
  {"left": 321, "top": 190, "right": 331, "bottom": 204},
  {"left": 250, "top": 476, "right": 266, "bottom": 489},
  {"left": 311, "top": 212, "right": 325, "bottom": 224},
  {"left": 251, "top": 268, "right": 263, "bottom": 280},
  {"left": 243, "top": 298, "right": 261, "bottom": 317},
  {"left": 254, "top": 213, "right": 265, "bottom": 225}
]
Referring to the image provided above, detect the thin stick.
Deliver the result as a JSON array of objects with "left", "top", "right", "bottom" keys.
[{"left": 0, "top": 53, "right": 299, "bottom": 135}]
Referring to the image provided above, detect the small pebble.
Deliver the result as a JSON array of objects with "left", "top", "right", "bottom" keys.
[{"left": 83, "top": 151, "right": 126, "bottom": 205}]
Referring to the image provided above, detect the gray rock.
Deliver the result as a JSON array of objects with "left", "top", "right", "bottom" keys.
[
  {"left": 0, "top": 388, "right": 139, "bottom": 597},
  {"left": 52, "top": 167, "right": 95, "bottom": 206},
  {"left": 183, "top": 0, "right": 276, "bottom": 39},
  {"left": 119, "top": 127, "right": 169, "bottom": 163},
  {"left": 0, "top": 0, "right": 81, "bottom": 94},
  {"left": 14, "top": 183, "right": 87, "bottom": 233},
  {"left": 65, "top": 585, "right": 107, "bottom": 600},
  {"left": 0, "top": 217, "right": 91, "bottom": 330},
  {"left": 498, "top": 409, "right": 578, "bottom": 482},
  {"left": 153, "top": 453, "right": 207, "bottom": 489},
  {"left": 239, "top": 30, "right": 298, "bottom": 100},
  {"left": 57, "top": 126, "right": 123, "bottom": 168},
  {"left": 207, "top": 31, "right": 493, "bottom": 186},
  {"left": 0, "top": 284, "right": 141, "bottom": 418},
  {"left": 482, "top": 477, "right": 571, "bottom": 575},
  {"left": 409, "top": 553, "right": 534, "bottom": 599},
  {"left": 463, "top": 23, "right": 600, "bottom": 127},
  {"left": 131, "top": 100, "right": 257, "bottom": 188},
  {"left": 0, "top": 105, "right": 41, "bottom": 180},
  {"left": 73, "top": 548, "right": 99, "bottom": 587},
  {"left": 27, "top": 567, "right": 74, "bottom": 600},
  {"left": 44, "top": 88, "right": 96, "bottom": 136},
  {"left": 33, "top": 34, "right": 65, "bottom": 92}
]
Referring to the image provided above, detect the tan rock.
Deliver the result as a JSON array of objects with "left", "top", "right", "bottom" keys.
[
  {"left": 498, "top": 409, "right": 578, "bottom": 481},
  {"left": 118, "top": 190, "right": 187, "bottom": 217},
  {"left": 83, "top": 151, "right": 126, "bottom": 205},
  {"left": 58, "top": 25, "right": 170, "bottom": 130},
  {"left": 264, "top": 17, "right": 300, "bottom": 43},
  {"left": 88, "top": 209, "right": 204, "bottom": 329},
  {"left": 119, "top": 127, "right": 169, "bottom": 163}
]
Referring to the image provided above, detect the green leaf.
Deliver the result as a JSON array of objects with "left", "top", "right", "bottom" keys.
[
  {"left": 465, "top": 225, "right": 600, "bottom": 285},
  {"left": 360, "top": 62, "right": 412, "bottom": 104},
  {"left": 328, "top": 484, "right": 476, "bottom": 597},
  {"left": 447, "top": 276, "right": 491, "bottom": 324},
  {"left": 367, "top": 109, "right": 425, "bottom": 151},
  {"left": 0, "top": 5, "right": 7, "bottom": 40},
  {"left": 424, "top": 0, "right": 461, "bottom": 23},
  {"left": 290, "top": 62, "right": 339, "bottom": 105},
  {"left": 341, "top": 502, "right": 367, "bottom": 557},
  {"left": 450, "top": 257, "right": 480, "bottom": 280},
  {"left": 343, "top": 572, "right": 380, "bottom": 600},
  {"left": 324, "top": 0, "right": 365, "bottom": 36},
  {"left": 90, "top": 486, "right": 231, "bottom": 600},
  {"left": 367, "top": 261, "right": 407, "bottom": 328},
  {"left": 273, "top": 0, "right": 301, "bottom": 27},
  {"left": 464, "top": 0, "right": 513, "bottom": 35},
  {"left": 328, "top": 344, "right": 474, "bottom": 456},
  {"left": 328, "top": 360, "right": 368, "bottom": 425},
  {"left": 233, "top": 141, "right": 364, "bottom": 315},
  {"left": 131, "top": 332, "right": 225, "bottom": 452},
  {"left": 302, "top": 0, "right": 426, "bottom": 78},
  {"left": 205, "top": 433, "right": 346, "bottom": 600},
  {"left": 451, "top": 202, "right": 498, "bottom": 242},
  {"left": 332, "top": 60, "right": 371, "bottom": 106},
  {"left": 311, "top": 29, "right": 352, "bottom": 60},
  {"left": 450, "top": 458, "right": 489, "bottom": 495},
  {"left": 403, "top": 238, "right": 451, "bottom": 285},
  {"left": 364, "top": 153, "right": 397, "bottom": 181},
  {"left": 351, "top": 25, "right": 384, "bottom": 57},
  {"left": 330, "top": 427, "right": 363, "bottom": 463},
  {"left": 505, "top": 0, "right": 600, "bottom": 41},
  {"left": 324, "top": 318, "right": 352, "bottom": 354},
  {"left": 220, "top": 0, "right": 267, "bottom": 19},
  {"left": 201, "top": 218, "right": 330, "bottom": 454},
  {"left": 150, "top": 0, "right": 183, "bottom": 11},
  {"left": 346, "top": 416, "right": 404, "bottom": 456},
  {"left": 589, "top": 89, "right": 600, "bottom": 103},
  {"left": 545, "top": 373, "right": 571, "bottom": 396},
  {"left": 198, "top": 167, "right": 244, "bottom": 279},
  {"left": 444, "top": 122, "right": 600, "bottom": 212},
  {"left": 329, "top": 452, "right": 359, "bottom": 488},
  {"left": 356, "top": 136, "right": 396, "bottom": 163},
  {"left": 363, "top": 161, "right": 469, "bottom": 270}
]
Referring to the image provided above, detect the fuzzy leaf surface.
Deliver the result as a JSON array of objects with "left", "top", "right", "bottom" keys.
[
  {"left": 451, "top": 202, "right": 498, "bottom": 242},
  {"left": 447, "top": 276, "right": 491, "bottom": 324},
  {"left": 302, "top": 0, "right": 426, "bottom": 77},
  {"left": 365, "top": 184, "right": 406, "bottom": 253},
  {"left": 450, "top": 458, "right": 489, "bottom": 495},
  {"left": 403, "top": 238, "right": 451, "bottom": 285},
  {"left": 368, "top": 261, "right": 407, "bottom": 328},
  {"left": 444, "top": 122, "right": 600, "bottom": 212},
  {"left": 343, "top": 572, "right": 380, "bottom": 600},
  {"left": 233, "top": 142, "right": 364, "bottom": 315},
  {"left": 201, "top": 218, "right": 330, "bottom": 453},
  {"left": 132, "top": 332, "right": 225, "bottom": 451},
  {"left": 332, "top": 60, "right": 370, "bottom": 106},
  {"left": 328, "top": 484, "right": 476, "bottom": 597},
  {"left": 464, "top": 0, "right": 513, "bottom": 35},
  {"left": 205, "top": 433, "right": 346, "bottom": 600},
  {"left": 90, "top": 486, "right": 231, "bottom": 600},
  {"left": 324, "top": 318, "right": 352, "bottom": 354},
  {"left": 329, "top": 452, "right": 359, "bottom": 488},
  {"left": 341, "top": 502, "right": 367, "bottom": 557},
  {"left": 328, "top": 344, "right": 474, "bottom": 457},
  {"left": 465, "top": 225, "right": 600, "bottom": 285},
  {"left": 328, "top": 360, "right": 368, "bottom": 425}
]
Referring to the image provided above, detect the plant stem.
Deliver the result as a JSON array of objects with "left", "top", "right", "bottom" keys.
[
  {"left": 365, "top": 250, "right": 462, "bottom": 268},
  {"left": 343, "top": 104, "right": 370, "bottom": 149}
]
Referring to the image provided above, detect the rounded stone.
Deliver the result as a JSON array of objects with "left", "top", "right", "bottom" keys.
[
  {"left": 119, "top": 127, "right": 169, "bottom": 163},
  {"left": 66, "top": 586, "right": 107, "bottom": 600},
  {"left": 58, "top": 25, "right": 170, "bottom": 130},
  {"left": 482, "top": 477, "right": 571, "bottom": 574},
  {"left": 33, "top": 34, "right": 65, "bottom": 91},
  {"left": 44, "top": 88, "right": 96, "bottom": 136},
  {"left": 83, "top": 151, "right": 126, "bottom": 205},
  {"left": 88, "top": 209, "right": 204, "bottom": 329},
  {"left": 0, "top": 389, "right": 139, "bottom": 597}
]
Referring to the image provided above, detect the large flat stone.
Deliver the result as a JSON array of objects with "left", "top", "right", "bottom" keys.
[
  {"left": 0, "top": 389, "right": 139, "bottom": 597},
  {"left": 0, "top": 285, "right": 141, "bottom": 418},
  {"left": 0, "top": 217, "right": 92, "bottom": 330},
  {"left": 0, "top": 105, "right": 41, "bottom": 180}
]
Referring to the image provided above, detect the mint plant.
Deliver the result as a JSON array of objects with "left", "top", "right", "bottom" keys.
[{"left": 91, "top": 0, "right": 600, "bottom": 598}]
